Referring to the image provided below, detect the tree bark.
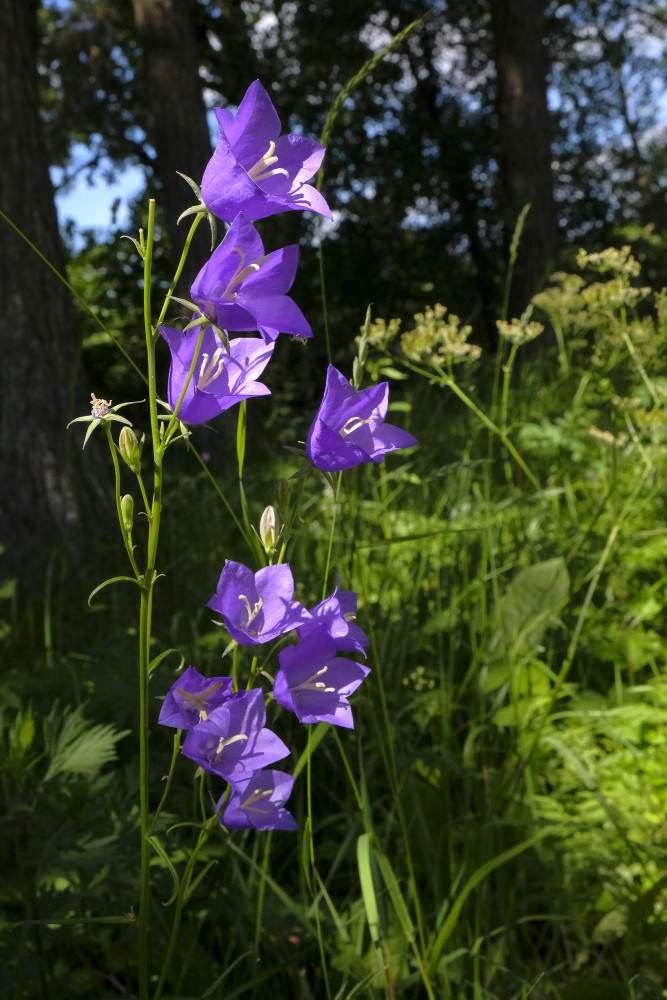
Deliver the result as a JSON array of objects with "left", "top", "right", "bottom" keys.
[
  {"left": 131, "top": 0, "right": 212, "bottom": 282},
  {"left": 0, "top": 0, "right": 81, "bottom": 583},
  {"left": 490, "top": 0, "right": 559, "bottom": 317}
]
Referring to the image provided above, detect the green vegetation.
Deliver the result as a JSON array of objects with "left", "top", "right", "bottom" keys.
[{"left": 3, "top": 244, "right": 667, "bottom": 998}]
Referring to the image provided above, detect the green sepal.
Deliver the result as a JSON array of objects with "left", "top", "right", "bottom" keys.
[
  {"left": 170, "top": 295, "right": 201, "bottom": 314},
  {"left": 83, "top": 418, "right": 102, "bottom": 448},
  {"left": 88, "top": 575, "right": 141, "bottom": 606},
  {"left": 176, "top": 171, "right": 202, "bottom": 201},
  {"left": 120, "top": 234, "right": 146, "bottom": 260}
]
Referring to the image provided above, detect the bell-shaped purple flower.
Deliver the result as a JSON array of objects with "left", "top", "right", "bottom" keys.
[
  {"left": 274, "top": 630, "right": 370, "bottom": 729},
  {"left": 160, "top": 323, "right": 274, "bottom": 424},
  {"left": 208, "top": 560, "right": 311, "bottom": 646},
  {"left": 306, "top": 366, "right": 419, "bottom": 473},
  {"left": 181, "top": 689, "right": 289, "bottom": 781},
  {"left": 201, "top": 80, "right": 332, "bottom": 223},
  {"left": 299, "top": 583, "right": 369, "bottom": 657},
  {"left": 190, "top": 213, "right": 312, "bottom": 343},
  {"left": 158, "top": 666, "right": 234, "bottom": 730},
  {"left": 219, "top": 769, "right": 297, "bottom": 831}
]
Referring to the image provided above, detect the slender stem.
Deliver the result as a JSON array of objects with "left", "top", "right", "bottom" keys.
[
  {"left": 152, "top": 797, "right": 228, "bottom": 1000},
  {"left": 404, "top": 359, "right": 540, "bottom": 490},
  {"left": 155, "top": 213, "right": 204, "bottom": 327},
  {"left": 137, "top": 200, "right": 161, "bottom": 1000},
  {"left": 149, "top": 730, "right": 182, "bottom": 836},
  {"left": 322, "top": 473, "right": 342, "bottom": 599},
  {"left": 105, "top": 424, "right": 142, "bottom": 580}
]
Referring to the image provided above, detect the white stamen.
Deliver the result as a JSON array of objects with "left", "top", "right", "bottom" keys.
[
  {"left": 339, "top": 416, "right": 372, "bottom": 438},
  {"left": 247, "top": 140, "right": 290, "bottom": 184},
  {"left": 241, "top": 788, "right": 273, "bottom": 812},
  {"left": 197, "top": 348, "right": 225, "bottom": 389},
  {"left": 176, "top": 680, "right": 227, "bottom": 722},
  {"left": 295, "top": 665, "right": 336, "bottom": 695},
  {"left": 238, "top": 594, "right": 263, "bottom": 636},
  {"left": 214, "top": 733, "right": 249, "bottom": 761},
  {"left": 222, "top": 247, "right": 268, "bottom": 299}
]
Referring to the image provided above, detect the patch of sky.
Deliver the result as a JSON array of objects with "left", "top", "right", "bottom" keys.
[{"left": 52, "top": 143, "right": 146, "bottom": 243}]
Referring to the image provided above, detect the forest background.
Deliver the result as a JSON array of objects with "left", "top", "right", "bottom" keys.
[{"left": 3, "top": 1, "right": 667, "bottom": 998}]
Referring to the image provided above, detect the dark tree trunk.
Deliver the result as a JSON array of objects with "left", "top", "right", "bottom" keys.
[
  {"left": 0, "top": 0, "right": 81, "bottom": 583},
  {"left": 132, "top": 0, "right": 212, "bottom": 282},
  {"left": 490, "top": 0, "right": 559, "bottom": 317}
]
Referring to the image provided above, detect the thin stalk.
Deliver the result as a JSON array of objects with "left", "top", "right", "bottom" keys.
[
  {"left": 153, "top": 797, "right": 229, "bottom": 1000},
  {"left": 155, "top": 213, "right": 204, "bottom": 327},
  {"left": 149, "top": 731, "right": 182, "bottom": 836},
  {"left": 105, "top": 424, "right": 142, "bottom": 580},
  {"left": 404, "top": 359, "right": 540, "bottom": 489},
  {"left": 137, "top": 200, "right": 161, "bottom": 1000},
  {"left": 322, "top": 473, "right": 342, "bottom": 599}
]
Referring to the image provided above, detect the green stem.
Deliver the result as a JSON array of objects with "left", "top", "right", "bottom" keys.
[
  {"left": 322, "top": 473, "right": 342, "bottom": 599},
  {"left": 405, "top": 360, "right": 540, "bottom": 490},
  {"left": 155, "top": 213, "right": 204, "bottom": 327},
  {"left": 149, "top": 730, "right": 182, "bottom": 836},
  {"left": 105, "top": 424, "right": 142, "bottom": 580},
  {"left": 137, "top": 200, "right": 163, "bottom": 1000},
  {"left": 153, "top": 798, "right": 228, "bottom": 1000}
]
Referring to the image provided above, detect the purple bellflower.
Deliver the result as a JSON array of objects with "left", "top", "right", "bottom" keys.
[
  {"left": 299, "top": 583, "right": 369, "bottom": 657},
  {"left": 201, "top": 80, "right": 332, "bottom": 223},
  {"left": 181, "top": 689, "right": 289, "bottom": 781},
  {"left": 158, "top": 666, "right": 233, "bottom": 730},
  {"left": 219, "top": 769, "right": 297, "bottom": 831},
  {"left": 190, "top": 213, "right": 312, "bottom": 343},
  {"left": 306, "top": 366, "right": 419, "bottom": 472},
  {"left": 274, "top": 629, "right": 370, "bottom": 728},
  {"left": 160, "top": 324, "right": 274, "bottom": 424},
  {"left": 208, "top": 560, "right": 311, "bottom": 646}
]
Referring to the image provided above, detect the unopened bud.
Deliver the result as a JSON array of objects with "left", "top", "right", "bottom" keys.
[
  {"left": 259, "top": 505, "right": 280, "bottom": 555},
  {"left": 121, "top": 494, "right": 134, "bottom": 533},
  {"left": 119, "top": 426, "right": 142, "bottom": 473}
]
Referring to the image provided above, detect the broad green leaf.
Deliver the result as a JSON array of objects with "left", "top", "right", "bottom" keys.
[{"left": 496, "top": 557, "right": 570, "bottom": 654}]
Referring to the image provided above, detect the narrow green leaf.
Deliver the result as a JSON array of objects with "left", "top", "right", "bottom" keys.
[
  {"left": 147, "top": 834, "right": 180, "bottom": 906},
  {"left": 88, "top": 575, "right": 140, "bottom": 606},
  {"left": 148, "top": 648, "right": 185, "bottom": 677},
  {"left": 427, "top": 828, "right": 554, "bottom": 975},
  {"left": 373, "top": 840, "right": 415, "bottom": 942},
  {"left": 186, "top": 859, "right": 218, "bottom": 901}
]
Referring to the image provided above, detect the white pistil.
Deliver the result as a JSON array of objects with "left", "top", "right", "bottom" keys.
[
  {"left": 197, "top": 348, "right": 225, "bottom": 389},
  {"left": 296, "top": 665, "right": 336, "bottom": 695},
  {"left": 241, "top": 788, "right": 273, "bottom": 812},
  {"left": 339, "top": 416, "right": 372, "bottom": 439},
  {"left": 222, "top": 247, "right": 268, "bottom": 299},
  {"left": 238, "top": 594, "right": 263, "bottom": 636},
  {"left": 247, "top": 140, "right": 290, "bottom": 184},
  {"left": 176, "top": 680, "right": 226, "bottom": 721},
  {"left": 214, "top": 733, "right": 249, "bottom": 761}
]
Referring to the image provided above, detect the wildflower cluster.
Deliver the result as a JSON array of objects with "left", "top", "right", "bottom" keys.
[{"left": 148, "top": 81, "right": 416, "bottom": 830}]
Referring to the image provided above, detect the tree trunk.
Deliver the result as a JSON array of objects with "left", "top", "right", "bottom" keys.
[
  {"left": 0, "top": 0, "right": 81, "bottom": 583},
  {"left": 131, "top": 0, "right": 212, "bottom": 282},
  {"left": 490, "top": 0, "right": 559, "bottom": 318}
]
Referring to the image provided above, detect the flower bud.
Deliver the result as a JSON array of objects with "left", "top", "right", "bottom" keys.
[
  {"left": 121, "top": 494, "right": 134, "bottom": 533},
  {"left": 119, "top": 426, "right": 141, "bottom": 474},
  {"left": 259, "top": 505, "right": 280, "bottom": 555}
]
